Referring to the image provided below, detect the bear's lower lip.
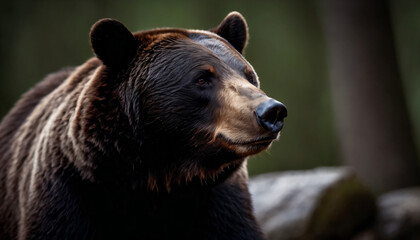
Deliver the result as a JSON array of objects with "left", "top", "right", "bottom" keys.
[
  {"left": 217, "top": 134, "right": 278, "bottom": 146},
  {"left": 240, "top": 137, "right": 275, "bottom": 145}
]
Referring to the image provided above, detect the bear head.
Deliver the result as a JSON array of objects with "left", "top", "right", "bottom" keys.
[{"left": 88, "top": 12, "right": 287, "bottom": 190}]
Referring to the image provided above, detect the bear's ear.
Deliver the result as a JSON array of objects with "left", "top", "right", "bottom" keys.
[
  {"left": 211, "top": 12, "right": 248, "bottom": 54},
  {"left": 90, "top": 18, "right": 138, "bottom": 68}
]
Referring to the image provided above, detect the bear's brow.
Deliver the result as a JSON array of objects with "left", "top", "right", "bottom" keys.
[{"left": 188, "top": 33, "right": 251, "bottom": 77}]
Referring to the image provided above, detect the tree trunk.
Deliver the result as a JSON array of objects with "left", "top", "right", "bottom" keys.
[{"left": 321, "top": 0, "right": 420, "bottom": 193}]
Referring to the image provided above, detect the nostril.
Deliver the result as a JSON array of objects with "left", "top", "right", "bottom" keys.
[
  {"left": 263, "top": 103, "right": 287, "bottom": 125},
  {"left": 264, "top": 109, "right": 279, "bottom": 125},
  {"left": 255, "top": 99, "right": 287, "bottom": 133},
  {"left": 264, "top": 111, "right": 277, "bottom": 123}
]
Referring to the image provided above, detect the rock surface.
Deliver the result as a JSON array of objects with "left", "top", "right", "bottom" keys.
[
  {"left": 376, "top": 188, "right": 420, "bottom": 240},
  {"left": 249, "top": 167, "right": 376, "bottom": 240}
]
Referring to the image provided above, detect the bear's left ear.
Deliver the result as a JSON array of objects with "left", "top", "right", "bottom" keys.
[
  {"left": 211, "top": 12, "right": 248, "bottom": 54},
  {"left": 90, "top": 18, "right": 138, "bottom": 68}
]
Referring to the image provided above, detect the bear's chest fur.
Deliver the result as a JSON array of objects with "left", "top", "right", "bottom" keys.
[{"left": 31, "top": 164, "right": 248, "bottom": 240}]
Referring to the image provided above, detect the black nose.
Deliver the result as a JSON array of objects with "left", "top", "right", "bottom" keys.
[{"left": 255, "top": 99, "right": 287, "bottom": 133}]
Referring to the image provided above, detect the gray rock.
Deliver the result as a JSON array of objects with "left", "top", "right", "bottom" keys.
[
  {"left": 376, "top": 188, "right": 420, "bottom": 240},
  {"left": 249, "top": 167, "right": 376, "bottom": 240}
]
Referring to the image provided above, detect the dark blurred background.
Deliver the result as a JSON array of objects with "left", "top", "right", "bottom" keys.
[{"left": 1, "top": 0, "right": 419, "bottom": 194}]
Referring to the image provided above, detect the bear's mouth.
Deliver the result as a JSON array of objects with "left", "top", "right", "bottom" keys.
[{"left": 217, "top": 133, "right": 278, "bottom": 147}]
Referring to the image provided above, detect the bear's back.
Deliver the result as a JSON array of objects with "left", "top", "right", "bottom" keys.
[
  {"left": 0, "top": 68, "right": 74, "bottom": 143},
  {"left": 0, "top": 67, "right": 73, "bottom": 238}
]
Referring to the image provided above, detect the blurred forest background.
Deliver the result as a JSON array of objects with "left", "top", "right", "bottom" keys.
[{"left": 1, "top": 0, "right": 419, "bottom": 193}]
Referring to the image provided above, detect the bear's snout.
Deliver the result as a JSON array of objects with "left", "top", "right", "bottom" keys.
[{"left": 255, "top": 99, "right": 287, "bottom": 133}]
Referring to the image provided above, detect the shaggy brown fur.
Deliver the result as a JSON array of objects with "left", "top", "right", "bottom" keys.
[{"left": 0, "top": 12, "right": 286, "bottom": 240}]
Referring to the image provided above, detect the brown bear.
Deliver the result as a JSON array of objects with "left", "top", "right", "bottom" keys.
[{"left": 0, "top": 12, "right": 287, "bottom": 240}]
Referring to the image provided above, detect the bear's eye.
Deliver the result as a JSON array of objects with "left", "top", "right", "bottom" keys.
[
  {"left": 247, "top": 73, "right": 256, "bottom": 85},
  {"left": 195, "top": 70, "right": 213, "bottom": 87},
  {"left": 197, "top": 78, "right": 208, "bottom": 85}
]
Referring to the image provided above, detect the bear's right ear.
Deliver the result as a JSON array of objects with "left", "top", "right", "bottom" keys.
[{"left": 90, "top": 19, "right": 138, "bottom": 68}]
